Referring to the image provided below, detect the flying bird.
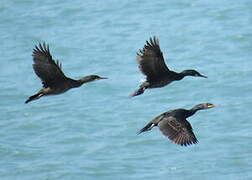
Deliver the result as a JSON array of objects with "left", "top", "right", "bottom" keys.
[
  {"left": 131, "top": 36, "right": 207, "bottom": 97},
  {"left": 138, "top": 103, "right": 216, "bottom": 146},
  {"left": 25, "top": 43, "right": 107, "bottom": 103}
]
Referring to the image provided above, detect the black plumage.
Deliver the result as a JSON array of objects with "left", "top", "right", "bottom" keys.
[
  {"left": 131, "top": 36, "right": 207, "bottom": 97},
  {"left": 25, "top": 43, "right": 107, "bottom": 103},
  {"left": 138, "top": 103, "right": 216, "bottom": 146}
]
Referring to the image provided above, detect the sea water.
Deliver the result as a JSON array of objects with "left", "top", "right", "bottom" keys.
[{"left": 1, "top": 0, "right": 252, "bottom": 179}]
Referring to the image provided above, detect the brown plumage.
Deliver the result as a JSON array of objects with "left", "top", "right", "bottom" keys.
[
  {"left": 131, "top": 36, "right": 207, "bottom": 97},
  {"left": 138, "top": 103, "right": 216, "bottom": 146},
  {"left": 25, "top": 43, "right": 107, "bottom": 103}
]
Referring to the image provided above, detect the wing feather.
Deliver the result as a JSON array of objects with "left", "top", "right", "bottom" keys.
[
  {"left": 137, "top": 36, "right": 170, "bottom": 81},
  {"left": 32, "top": 43, "right": 67, "bottom": 87},
  {"left": 157, "top": 116, "right": 198, "bottom": 146}
]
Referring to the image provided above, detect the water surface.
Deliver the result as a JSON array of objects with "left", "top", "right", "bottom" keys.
[{"left": 1, "top": 0, "right": 252, "bottom": 179}]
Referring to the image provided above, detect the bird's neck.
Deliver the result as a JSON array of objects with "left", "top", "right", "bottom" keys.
[
  {"left": 177, "top": 71, "right": 191, "bottom": 79},
  {"left": 186, "top": 106, "right": 203, "bottom": 118},
  {"left": 77, "top": 77, "right": 96, "bottom": 85},
  {"left": 174, "top": 71, "right": 187, "bottom": 80},
  {"left": 67, "top": 79, "right": 83, "bottom": 88},
  {"left": 67, "top": 77, "right": 94, "bottom": 88}
]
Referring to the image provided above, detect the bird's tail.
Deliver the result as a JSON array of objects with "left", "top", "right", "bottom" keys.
[
  {"left": 130, "top": 87, "right": 145, "bottom": 97},
  {"left": 137, "top": 122, "right": 155, "bottom": 135},
  {"left": 25, "top": 93, "right": 43, "bottom": 104}
]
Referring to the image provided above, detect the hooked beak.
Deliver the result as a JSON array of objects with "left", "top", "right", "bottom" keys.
[
  {"left": 98, "top": 77, "right": 108, "bottom": 79},
  {"left": 207, "top": 104, "right": 217, "bottom": 108},
  {"left": 199, "top": 74, "right": 207, "bottom": 78}
]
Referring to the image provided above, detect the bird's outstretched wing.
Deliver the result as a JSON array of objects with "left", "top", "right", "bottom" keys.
[
  {"left": 157, "top": 116, "right": 198, "bottom": 146},
  {"left": 32, "top": 43, "right": 67, "bottom": 87},
  {"left": 137, "top": 36, "right": 170, "bottom": 81}
]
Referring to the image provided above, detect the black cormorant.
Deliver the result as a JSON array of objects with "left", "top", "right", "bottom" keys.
[
  {"left": 25, "top": 43, "right": 108, "bottom": 103},
  {"left": 131, "top": 36, "right": 207, "bottom": 97},
  {"left": 138, "top": 103, "right": 216, "bottom": 146}
]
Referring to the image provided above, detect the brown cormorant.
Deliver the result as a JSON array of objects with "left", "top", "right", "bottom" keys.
[
  {"left": 138, "top": 103, "right": 216, "bottom": 146},
  {"left": 131, "top": 36, "right": 207, "bottom": 97},
  {"left": 25, "top": 43, "right": 108, "bottom": 103}
]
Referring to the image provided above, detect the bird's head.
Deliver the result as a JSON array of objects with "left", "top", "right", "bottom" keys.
[
  {"left": 79, "top": 75, "right": 108, "bottom": 83},
  {"left": 88, "top": 75, "right": 108, "bottom": 80},
  {"left": 181, "top": 70, "right": 207, "bottom": 78},
  {"left": 193, "top": 103, "right": 217, "bottom": 111}
]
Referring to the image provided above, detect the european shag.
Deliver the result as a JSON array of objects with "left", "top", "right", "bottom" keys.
[
  {"left": 138, "top": 103, "right": 216, "bottom": 146},
  {"left": 25, "top": 43, "right": 108, "bottom": 104},
  {"left": 131, "top": 36, "right": 207, "bottom": 97}
]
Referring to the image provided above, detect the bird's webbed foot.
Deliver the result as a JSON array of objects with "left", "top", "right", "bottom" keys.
[{"left": 130, "top": 87, "right": 145, "bottom": 97}]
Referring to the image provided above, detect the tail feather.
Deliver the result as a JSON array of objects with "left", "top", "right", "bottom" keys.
[
  {"left": 137, "top": 122, "right": 155, "bottom": 135},
  {"left": 130, "top": 87, "right": 145, "bottom": 97},
  {"left": 25, "top": 93, "right": 43, "bottom": 104}
]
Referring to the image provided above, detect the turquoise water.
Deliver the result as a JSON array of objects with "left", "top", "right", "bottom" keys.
[{"left": 1, "top": 0, "right": 252, "bottom": 179}]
